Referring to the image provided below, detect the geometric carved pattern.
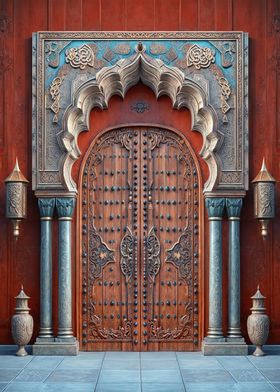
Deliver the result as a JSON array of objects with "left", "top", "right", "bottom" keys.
[{"left": 32, "top": 31, "right": 249, "bottom": 197}]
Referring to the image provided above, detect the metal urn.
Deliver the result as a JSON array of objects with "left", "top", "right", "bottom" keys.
[
  {"left": 247, "top": 286, "right": 270, "bottom": 356},
  {"left": 11, "top": 286, "right": 34, "bottom": 356}
]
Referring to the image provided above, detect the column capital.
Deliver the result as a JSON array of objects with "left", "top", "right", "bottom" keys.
[
  {"left": 226, "top": 198, "right": 243, "bottom": 218},
  {"left": 205, "top": 197, "right": 225, "bottom": 218},
  {"left": 38, "top": 198, "right": 55, "bottom": 218},
  {"left": 56, "top": 197, "right": 76, "bottom": 219}
]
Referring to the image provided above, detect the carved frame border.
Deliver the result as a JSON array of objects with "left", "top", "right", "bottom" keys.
[{"left": 32, "top": 31, "right": 249, "bottom": 197}]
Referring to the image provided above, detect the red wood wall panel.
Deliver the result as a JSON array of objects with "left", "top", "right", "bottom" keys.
[{"left": 0, "top": 0, "right": 279, "bottom": 345}]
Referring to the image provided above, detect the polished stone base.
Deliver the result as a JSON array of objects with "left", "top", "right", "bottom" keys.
[
  {"left": 202, "top": 340, "right": 248, "bottom": 356},
  {"left": 32, "top": 340, "right": 79, "bottom": 356}
]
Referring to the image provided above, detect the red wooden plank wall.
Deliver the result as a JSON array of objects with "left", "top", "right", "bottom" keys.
[{"left": 0, "top": 0, "right": 279, "bottom": 345}]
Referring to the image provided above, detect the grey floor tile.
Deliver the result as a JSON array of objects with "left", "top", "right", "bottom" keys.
[
  {"left": 272, "top": 383, "right": 280, "bottom": 391},
  {"left": 26, "top": 356, "right": 64, "bottom": 369},
  {"left": 217, "top": 356, "right": 254, "bottom": 370},
  {"left": 181, "top": 369, "right": 234, "bottom": 383},
  {"left": 184, "top": 383, "right": 238, "bottom": 392},
  {"left": 57, "top": 358, "right": 103, "bottom": 369},
  {"left": 248, "top": 356, "right": 280, "bottom": 368},
  {"left": 95, "top": 384, "right": 141, "bottom": 392},
  {"left": 178, "top": 357, "right": 223, "bottom": 369},
  {"left": 98, "top": 369, "right": 140, "bottom": 384},
  {"left": 236, "top": 382, "right": 277, "bottom": 392},
  {"left": 141, "top": 359, "right": 179, "bottom": 369},
  {"left": 142, "top": 383, "right": 185, "bottom": 392},
  {"left": 0, "top": 356, "right": 33, "bottom": 369},
  {"left": 14, "top": 368, "right": 53, "bottom": 382},
  {"left": 141, "top": 369, "right": 182, "bottom": 383},
  {"left": 105, "top": 352, "right": 139, "bottom": 360},
  {"left": 102, "top": 359, "right": 140, "bottom": 370},
  {"left": 141, "top": 352, "right": 176, "bottom": 360},
  {"left": 0, "top": 369, "right": 22, "bottom": 382},
  {"left": 5, "top": 382, "right": 44, "bottom": 391},
  {"left": 229, "top": 369, "right": 266, "bottom": 382},
  {"left": 42, "top": 382, "right": 96, "bottom": 391},
  {"left": 45, "top": 369, "right": 99, "bottom": 382},
  {"left": 259, "top": 368, "right": 280, "bottom": 382},
  {"left": 0, "top": 383, "right": 7, "bottom": 392}
]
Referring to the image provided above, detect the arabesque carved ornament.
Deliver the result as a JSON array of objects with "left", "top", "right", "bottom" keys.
[{"left": 186, "top": 44, "right": 215, "bottom": 69}]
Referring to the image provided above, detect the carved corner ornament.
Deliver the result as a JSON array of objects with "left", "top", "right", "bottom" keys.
[
  {"left": 186, "top": 44, "right": 215, "bottom": 69},
  {"left": 65, "top": 44, "right": 94, "bottom": 69}
]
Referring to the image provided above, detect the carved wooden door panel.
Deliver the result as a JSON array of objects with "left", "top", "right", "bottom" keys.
[{"left": 81, "top": 127, "right": 200, "bottom": 351}]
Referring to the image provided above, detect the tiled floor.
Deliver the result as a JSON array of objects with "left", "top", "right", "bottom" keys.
[{"left": 0, "top": 347, "right": 279, "bottom": 391}]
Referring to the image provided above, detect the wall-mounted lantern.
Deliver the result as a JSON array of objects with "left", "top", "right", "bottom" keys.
[
  {"left": 252, "top": 158, "right": 276, "bottom": 238},
  {"left": 4, "top": 158, "right": 29, "bottom": 238}
]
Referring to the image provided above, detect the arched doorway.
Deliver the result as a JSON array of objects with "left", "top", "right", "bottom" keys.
[{"left": 79, "top": 125, "right": 202, "bottom": 351}]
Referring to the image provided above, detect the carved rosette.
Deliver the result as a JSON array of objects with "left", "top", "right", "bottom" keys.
[
  {"left": 146, "top": 227, "right": 161, "bottom": 282},
  {"left": 186, "top": 44, "right": 215, "bottom": 69},
  {"left": 65, "top": 44, "right": 94, "bottom": 69}
]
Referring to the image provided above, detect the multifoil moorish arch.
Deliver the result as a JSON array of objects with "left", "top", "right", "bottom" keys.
[{"left": 60, "top": 46, "right": 223, "bottom": 193}]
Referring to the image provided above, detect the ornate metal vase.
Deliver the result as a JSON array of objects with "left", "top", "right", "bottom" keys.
[
  {"left": 247, "top": 286, "right": 269, "bottom": 356},
  {"left": 11, "top": 286, "right": 34, "bottom": 356}
]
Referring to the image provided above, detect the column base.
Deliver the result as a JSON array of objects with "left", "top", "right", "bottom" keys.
[
  {"left": 202, "top": 339, "right": 248, "bottom": 356},
  {"left": 33, "top": 340, "right": 79, "bottom": 356}
]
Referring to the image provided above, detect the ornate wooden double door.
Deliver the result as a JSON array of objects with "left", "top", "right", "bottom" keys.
[{"left": 80, "top": 126, "right": 200, "bottom": 351}]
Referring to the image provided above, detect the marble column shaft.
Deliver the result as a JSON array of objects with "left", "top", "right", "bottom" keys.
[
  {"left": 38, "top": 198, "right": 55, "bottom": 340},
  {"left": 205, "top": 197, "right": 225, "bottom": 340},
  {"left": 226, "top": 198, "right": 243, "bottom": 339},
  {"left": 56, "top": 197, "right": 76, "bottom": 341}
]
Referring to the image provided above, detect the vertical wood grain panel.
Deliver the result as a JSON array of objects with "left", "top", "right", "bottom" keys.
[
  {"left": 65, "top": 0, "right": 82, "bottom": 30},
  {"left": 48, "top": 0, "right": 66, "bottom": 30},
  {"left": 180, "top": 0, "right": 198, "bottom": 30},
  {"left": 126, "top": 0, "right": 155, "bottom": 31},
  {"left": 82, "top": 0, "right": 101, "bottom": 30},
  {"left": 198, "top": 0, "right": 215, "bottom": 30},
  {"left": 155, "top": 0, "right": 180, "bottom": 31},
  {"left": 100, "top": 0, "right": 125, "bottom": 31},
  {"left": 214, "top": 0, "right": 233, "bottom": 30}
]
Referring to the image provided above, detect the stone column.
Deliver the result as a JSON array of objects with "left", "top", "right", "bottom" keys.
[
  {"left": 205, "top": 197, "right": 225, "bottom": 341},
  {"left": 37, "top": 198, "right": 55, "bottom": 340},
  {"left": 56, "top": 197, "right": 76, "bottom": 341},
  {"left": 226, "top": 198, "right": 243, "bottom": 340}
]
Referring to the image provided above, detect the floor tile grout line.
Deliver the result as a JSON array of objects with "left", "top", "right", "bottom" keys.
[
  {"left": 175, "top": 351, "right": 187, "bottom": 392},
  {"left": 39, "top": 355, "right": 65, "bottom": 383},
  {"left": 2, "top": 354, "right": 35, "bottom": 390},
  {"left": 140, "top": 351, "right": 142, "bottom": 392},
  {"left": 93, "top": 351, "right": 106, "bottom": 391},
  {"left": 247, "top": 357, "right": 279, "bottom": 391}
]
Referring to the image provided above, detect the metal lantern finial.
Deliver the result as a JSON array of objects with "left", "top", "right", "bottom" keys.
[
  {"left": 252, "top": 158, "right": 276, "bottom": 238},
  {"left": 4, "top": 158, "right": 29, "bottom": 238}
]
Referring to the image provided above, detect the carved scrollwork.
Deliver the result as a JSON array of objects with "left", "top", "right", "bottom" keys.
[
  {"left": 216, "top": 75, "right": 231, "bottom": 123},
  {"left": 166, "top": 228, "right": 192, "bottom": 284},
  {"left": 146, "top": 227, "right": 161, "bottom": 282},
  {"left": 186, "top": 44, "right": 215, "bottom": 69},
  {"left": 120, "top": 227, "right": 135, "bottom": 282},
  {"left": 89, "top": 224, "right": 115, "bottom": 285},
  {"left": 149, "top": 302, "right": 192, "bottom": 340},
  {"left": 88, "top": 301, "right": 132, "bottom": 340},
  {"left": 65, "top": 44, "right": 94, "bottom": 69},
  {"left": 50, "top": 76, "right": 62, "bottom": 123}
]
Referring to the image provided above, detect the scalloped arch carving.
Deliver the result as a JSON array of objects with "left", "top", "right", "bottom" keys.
[{"left": 60, "top": 47, "right": 223, "bottom": 193}]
